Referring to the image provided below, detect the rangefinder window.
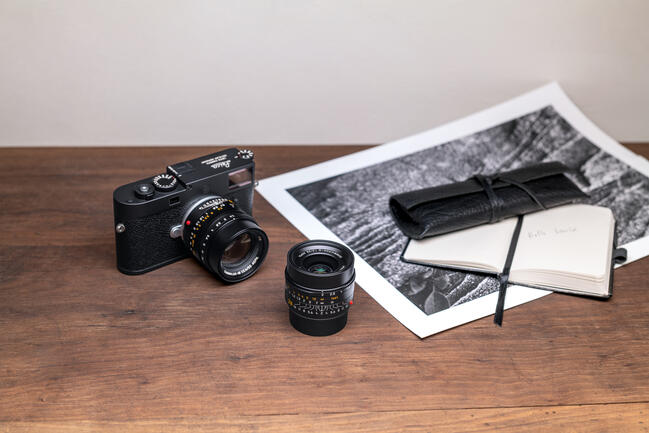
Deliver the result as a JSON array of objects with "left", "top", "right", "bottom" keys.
[{"left": 228, "top": 168, "right": 252, "bottom": 189}]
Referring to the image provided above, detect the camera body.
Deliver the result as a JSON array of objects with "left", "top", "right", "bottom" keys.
[{"left": 113, "top": 148, "right": 256, "bottom": 275}]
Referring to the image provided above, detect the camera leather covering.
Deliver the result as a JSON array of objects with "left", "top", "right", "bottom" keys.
[{"left": 389, "top": 161, "right": 588, "bottom": 239}]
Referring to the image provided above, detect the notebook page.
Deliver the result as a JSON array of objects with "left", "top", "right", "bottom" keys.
[
  {"left": 403, "top": 218, "right": 518, "bottom": 272},
  {"left": 511, "top": 204, "right": 613, "bottom": 280}
]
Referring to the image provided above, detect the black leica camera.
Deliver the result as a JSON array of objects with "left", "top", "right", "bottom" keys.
[{"left": 113, "top": 148, "right": 268, "bottom": 283}]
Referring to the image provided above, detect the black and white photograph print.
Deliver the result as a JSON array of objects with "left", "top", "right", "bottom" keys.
[{"left": 286, "top": 105, "right": 649, "bottom": 316}]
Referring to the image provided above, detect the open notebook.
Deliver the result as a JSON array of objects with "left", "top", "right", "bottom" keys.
[{"left": 402, "top": 204, "right": 618, "bottom": 297}]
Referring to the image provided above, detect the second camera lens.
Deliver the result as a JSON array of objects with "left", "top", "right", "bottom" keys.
[{"left": 285, "top": 240, "right": 355, "bottom": 336}]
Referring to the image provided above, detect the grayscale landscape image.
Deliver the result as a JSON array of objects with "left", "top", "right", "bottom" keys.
[{"left": 288, "top": 106, "right": 649, "bottom": 315}]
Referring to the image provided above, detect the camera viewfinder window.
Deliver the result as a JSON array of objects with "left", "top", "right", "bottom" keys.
[{"left": 228, "top": 168, "right": 252, "bottom": 189}]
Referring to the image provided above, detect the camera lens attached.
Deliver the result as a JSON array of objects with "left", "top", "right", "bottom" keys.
[
  {"left": 285, "top": 240, "right": 355, "bottom": 336},
  {"left": 183, "top": 196, "right": 268, "bottom": 283}
]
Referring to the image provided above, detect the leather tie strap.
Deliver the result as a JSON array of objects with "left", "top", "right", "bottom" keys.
[
  {"left": 494, "top": 215, "right": 524, "bottom": 326},
  {"left": 473, "top": 174, "right": 548, "bottom": 223},
  {"left": 494, "top": 274, "right": 510, "bottom": 327},
  {"left": 474, "top": 175, "right": 502, "bottom": 223},
  {"left": 473, "top": 171, "right": 551, "bottom": 324}
]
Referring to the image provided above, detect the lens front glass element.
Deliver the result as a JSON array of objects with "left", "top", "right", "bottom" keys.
[
  {"left": 302, "top": 253, "right": 340, "bottom": 275},
  {"left": 222, "top": 233, "right": 252, "bottom": 266},
  {"left": 307, "top": 263, "right": 334, "bottom": 274}
]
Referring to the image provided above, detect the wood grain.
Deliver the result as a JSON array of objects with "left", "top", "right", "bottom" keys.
[
  {"left": 1, "top": 403, "right": 648, "bottom": 433},
  {"left": 1, "top": 144, "right": 649, "bottom": 432}
]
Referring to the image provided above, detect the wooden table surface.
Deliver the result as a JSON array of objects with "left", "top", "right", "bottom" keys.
[{"left": 1, "top": 145, "right": 649, "bottom": 433}]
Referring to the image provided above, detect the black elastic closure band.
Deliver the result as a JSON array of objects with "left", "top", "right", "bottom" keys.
[
  {"left": 613, "top": 248, "right": 627, "bottom": 265},
  {"left": 494, "top": 215, "right": 525, "bottom": 326},
  {"left": 473, "top": 174, "right": 548, "bottom": 223}
]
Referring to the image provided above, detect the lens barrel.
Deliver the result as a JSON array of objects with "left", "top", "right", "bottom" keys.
[
  {"left": 183, "top": 197, "right": 268, "bottom": 283},
  {"left": 285, "top": 240, "right": 355, "bottom": 336}
]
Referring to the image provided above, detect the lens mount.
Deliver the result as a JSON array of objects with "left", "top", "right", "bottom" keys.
[
  {"left": 285, "top": 240, "right": 355, "bottom": 336},
  {"left": 183, "top": 196, "right": 268, "bottom": 283}
]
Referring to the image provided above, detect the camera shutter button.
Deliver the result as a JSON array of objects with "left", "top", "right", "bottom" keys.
[
  {"left": 134, "top": 183, "right": 155, "bottom": 199},
  {"left": 152, "top": 173, "right": 178, "bottom": 192}
]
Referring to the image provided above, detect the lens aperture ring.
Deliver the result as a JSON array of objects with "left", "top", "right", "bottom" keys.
[
  {"left": 194, "top": 213, "right": 237, "bottom": 263},
  {"left": 185, "top": 199, "right": 241, "bottom": 263},
  {"left": 185, "top": 199, "right": 237, "bottom": 257}
]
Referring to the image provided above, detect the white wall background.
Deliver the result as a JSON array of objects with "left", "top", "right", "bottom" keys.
[{"left": 1, "top": 0, "right": 648, "bottom": 146}]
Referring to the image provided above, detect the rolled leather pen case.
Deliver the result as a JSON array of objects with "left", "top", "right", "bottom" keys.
[{"left": 389, "top": 161, "right": 588, "bottom": 239}]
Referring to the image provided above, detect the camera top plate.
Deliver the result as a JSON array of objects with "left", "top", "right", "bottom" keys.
[
  {"left": 167, "top": 148, "right": 253, "bottom": 186},
  {"left": 113, "top": 148, "right": 255, "bottom": 220}
]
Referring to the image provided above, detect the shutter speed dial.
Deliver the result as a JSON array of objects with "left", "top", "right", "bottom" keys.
[{"left": 152, "top": 173, "right": 178, "bottom": 192}]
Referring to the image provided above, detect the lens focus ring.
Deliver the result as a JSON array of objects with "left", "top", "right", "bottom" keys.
[{"left": 186, "top": 201, "right": 237, "bottom": 262}]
